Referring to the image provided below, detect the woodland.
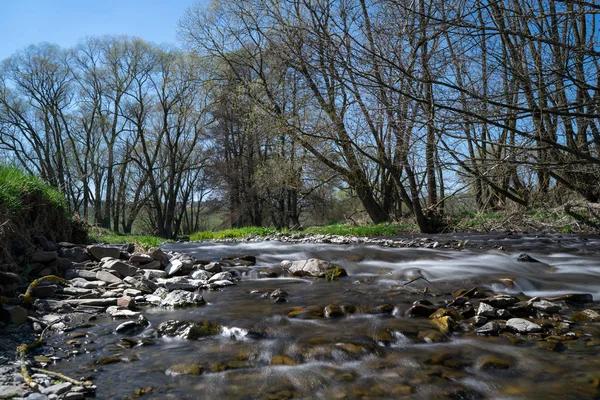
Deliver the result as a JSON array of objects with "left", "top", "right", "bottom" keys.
[{"left": 1, "top": 0, "right": 599, "bottom": 238}]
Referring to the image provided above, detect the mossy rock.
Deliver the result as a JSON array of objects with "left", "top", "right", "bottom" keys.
[
  {"left": 165, "top": 363, "right": 203, "bottom": 376},
  {"left": 476, "top": 354, "right": 512, "bottom": 370}
]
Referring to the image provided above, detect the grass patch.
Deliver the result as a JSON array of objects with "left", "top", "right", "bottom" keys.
[
  {"left": 89, "top": 227, "right": 166, "bottom": 249},
  {"left": 0, "top": 164, "right": 66, "bottom": 212},
  {"left": 452, "top": 212, "right": 504, "bottom": 230},
  {"left": 190, "top": 226, "right": 280, "bottom": 241}
]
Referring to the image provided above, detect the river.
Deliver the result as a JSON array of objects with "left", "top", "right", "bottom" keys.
[{"left": 45, "top": 234, "right": 600, "bottom": 399}]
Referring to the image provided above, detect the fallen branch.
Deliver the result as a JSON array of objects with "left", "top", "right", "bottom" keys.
[{"left": 31, "top": 367, "right": 93, "bottom": 387}]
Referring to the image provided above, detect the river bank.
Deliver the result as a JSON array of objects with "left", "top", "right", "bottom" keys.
[{"left": 1, "top": 234, "right": 599, "bottom": 399}]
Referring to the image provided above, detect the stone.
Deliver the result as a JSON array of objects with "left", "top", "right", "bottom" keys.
[
  {"left": 208, "top": 271, "right": 233, "bottom": 283},
  {"left": 129, "top": 254, "right": 154, "bottom": 265},
  {"left": 139, "top": 259, "right": 162, "bottom": 270},
  {"left": 517, "top": 253, "right": 541, "bottom": 263},
  {"left": 87, "top": 245, "right": 121, "bottom": 261},
  {"left": 123, "top": 288, "right": 143, "bottom": 297},
  {"left": 60, "top": 246, "right": 88, "bottom": 263},
  {"left": 6, "top": 305, "right": 27, "bottom": 325},
  {"left": 160, "top": 290, "right": 205, "bottom": 307},
  {"left": 269, "top": 288, "right": 288, "bottom": 299},
  {"left": 476, "top": 302, "right": 498, "bottom": 318},
  {"left": 530, "top": 299, "right": 561, "bottom": 314},
  {"left": 41, "top": 382, "right": 72, "bottom": 396},
  {"left": 571, "top": 309, "right": 600, "bottom": 322},
  {"left": 102, "top": 259, "right": 138, "bottom": 277},
  {"left": 548, "top": 293, "right": 593, "bottom": 304},
  {"left": 190, "top": 270, "right": 212, "bottom": 280},
  {"left": 280, "top": 258, "right": 347, "bottom": 278},
  {"left": 34, "top": 299, "right": 75, "bottom": 313},
  {"left": 476, "top": 321, "right": 500, "bottom": 335},
  {"left": 221, "top": 255, "right": 256, "bottom": 266},
  {"left": 144, "top": 269, "right": 167, "bottom": 279},
  {"left": 34, "top": 236, "right": 56, "bottom": 251},
  {"left": 56, "top": 257, "right": 73, "bottom": 271},
  {"left": 63, "top": 392, "right": 85, "bottom": 400},
  {"left": 165, "top": 259, "right": 184, "bottom": 276},
  {"left": 65, "top": 269, "right": 97, "bottom": 280},
  {"left": 96, "top": 270, "right": 122, "bottom": 284},
  {"left": 324, "top": 304, "right": 344, "bottom": 318},
  {"left": 407, "top": 303, "right": 437, "bottom": 318},
  {"left": 476, "top": 355, "right": 512, "bottom": 370},
  {"left": 0, "top": 385, "right": 24, "bottom": 398},
  {"left": 481, "top": 295, "right": 520, "bottom": 309},
  {"left": 166, "top": 363, "right": 203, "bottom": 376},
  {"left": 115, "top": 315, "right": 149, "bottom": 334},
  {"left": 209, "top": 280, "right": 235, "bottom": 288},
  {"left": 64, "top": 298, "right": 118, "bottom": 307},
  {"left": 31, "top": 251, "right": 58, "bottom": 263},
  {"left": 506, "top": 318, "right": 542, "bottom": 333},
  {"left": 117, "top": 296, "right": 136, "bottom": 309},
  {"left": 31, "top": 284, "right": 57, "bottom": 298},
  {"left": 203, "top": 262, "right": 224, "bottom": 273},
  {"left": 156, "top": 319, "right": 221, "bottom": 340},
  {"left": 431, "top": 316, "right": 458, "bottom": 334},
  {"left": 148, "top": 247, "right": 170, "bottom": 267}
]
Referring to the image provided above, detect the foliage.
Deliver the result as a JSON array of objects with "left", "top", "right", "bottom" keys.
[
  {"left": 325, "top": 267, "right": 342, "bottom": 282},
  {"left": 0, "top": 165, "right": 67, "bottom": 213},
  {"left": 89, "top": 227, "right": 166, "bottom": 250},
  {"left": 303, "top": 222, "right": 418, "bottom": 237}
]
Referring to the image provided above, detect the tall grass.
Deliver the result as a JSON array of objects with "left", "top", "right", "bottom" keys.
[{"left": 0, "top": 164, "right": 66, "bottom": 212}]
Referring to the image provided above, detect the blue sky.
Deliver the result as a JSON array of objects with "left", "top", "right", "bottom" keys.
[{"left": 0, "top": 0, "right": 203, "bottom": 61}]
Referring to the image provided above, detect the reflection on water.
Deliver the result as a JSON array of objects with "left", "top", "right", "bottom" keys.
[{"left": 47, "top": 236, "right": 600, "bottom": 399}]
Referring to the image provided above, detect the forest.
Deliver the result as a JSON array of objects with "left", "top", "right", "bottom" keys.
[{"left": 1, "top": 0, "right": 599, "bottom": 238}]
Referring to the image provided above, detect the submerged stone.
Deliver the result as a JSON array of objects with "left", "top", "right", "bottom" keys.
[
  {"left": 156, "top": 320, "right": 221, "bottom": 340},
  {"left": 165, "top": 363, "right": 203, "bottom": 376}
]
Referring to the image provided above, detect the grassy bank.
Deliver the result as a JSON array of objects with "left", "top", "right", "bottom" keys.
[
  {"left": 89, "top": 227, "right": 166, "bottom": 250},
  {"left": 0, "top": 165, "right": 67, "bottom": 213}
]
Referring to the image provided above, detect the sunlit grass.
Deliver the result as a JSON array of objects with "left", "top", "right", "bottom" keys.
[
  {"left": 89, "top": 227, "right": 166, "bottom": 249},
  {"left": 303, "top": 222, "right": 417, "bottom": 236},
  {"left": 0, "top": 164, "right": 67, "bottom": 212},
  {"left": 190, "top": 226, "right": 281, "bottom": 241}
]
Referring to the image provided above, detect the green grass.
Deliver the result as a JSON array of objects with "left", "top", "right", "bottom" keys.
[
  {"left": 0, "top": 164, "right": 67, "bottom": 212},
  {"left": 452, "top": 211, "right": 504, "bottom": 230},
  {"left": 89, "top": 227, "right": 166, "bottom": 249},
  {"left": 189, "top": 226, "right": 280, "bottom": 241}
]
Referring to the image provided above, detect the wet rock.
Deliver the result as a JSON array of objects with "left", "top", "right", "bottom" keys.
[
  {"left": 280, "top": 258, "right": 347, "bottom": 278},
  {"left": 324, "top": 304, "right": 344, "bottom": 318},
  {"left": 269, "top": 288, "right": 288, "bottom": 299},
  {"left": 481, "top": 294, "right": 520, "bottom": 309},
  {"left": 517, "top": 253, "right": 541, "bottom": 263},
  {"left": 209, "top": 280, "right": 235, "bottom": 289},
  {"left": 506, "top": 318, "right": 542, "bottom": 333},
  {"left": 476, "top": 354, "right": 512, "bottom": 370},
  {"left": 148, "top": 247, "right": 170, "bottom": 267},
  {"left": 87, "top": 245, "right": 121, "bottom": 261},
  {"left": 34, "top": 299, "right": 75, "bottom": 313},
  {"left": 418, "top": 330, "right": 447, "bottom": 343},
  {"left": 31, "top": 284, "right": 57, "bottom": 298},
  {"left": 476, "top": 302, "right": 498, "bottom": 318},
  {"left": 95, "top": 356, "right": 122, "bottom": 365},
  {"left": 160, "top": 290, "right": 204, "bottom": 307},
  {"left": 204, "top": 262, "right": 224, "bottom": 273},
  {"left": 407, "top": 300, "right": 437, "bottom": 317},
  {"left": 473, "top": 316, "right": 488, "bottom": 326},
  {"left": 156, "top": 319, "right": 221, "bottom": 340},
  {"left": 41, "top": 382, "right": 72, "bottom": 396},
  {"left": 115, "top": 315, "right": 148, "bottom": 334},
  {"left": 64, "top": 298, "right": 118, "bottom": 307},
  {"left": 31, "top": 251, "right": 58, "bottom": 263},
  {"left": 496, "top": 309, "right": 512, "bottom": 319},
  {"left": 548, "top": 293, "right": 593, "bottom": 304},
  {"left": 529, "top": 298, "right": 561, "bottom": 314},
  {"left": 431, "top": 316, "right": 458, "bottom": 334},
  {"left": 221, "top": 255, "right": 256, "bottom": 266},
  {"left": 270, "top": 355, "right": 295, "bottom": 366},
  {"left": 102, "top": 259, "right": 138, "bottom": 277},
  {"left": 165, "top": 259, "right": 184, "bottom": 276},
  {"left": 476, "top": 321, "right": 500, "bottom": 335},
  {"left": 287, "top": 306, "right": 324, "bottom": 319},
  {"left": 369, "top": 304, "right": 395, "bottom": 314},
  {"left": 165, "top": 363, "right": 203, "bottom": 376},
  {"left": 96, "top": 270, "right": 122, "bottom": 284},
  {"left": 571, "top": 309, "right": 600, "bottom": 322},
  {"left": 106, "top": 306, "right": 140, "bottom": 319}
]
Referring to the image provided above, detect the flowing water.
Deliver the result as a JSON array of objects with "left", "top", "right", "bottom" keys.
[{"left": 45, "top": 235, "right": 600, "bottom": 399}]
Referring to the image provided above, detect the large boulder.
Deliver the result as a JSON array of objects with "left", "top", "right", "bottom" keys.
[
  {"left": 102, "top": 259, "right": 139, "bottom": 277},
  {"left": 280, "top": 258, "right": 347, "bottom": 278}
]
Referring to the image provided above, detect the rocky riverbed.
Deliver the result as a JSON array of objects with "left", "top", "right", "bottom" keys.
[{"left": 1, "top": 233, "right": 599, "bottom": 399}]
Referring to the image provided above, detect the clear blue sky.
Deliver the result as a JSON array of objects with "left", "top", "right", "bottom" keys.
[{"left": 0, "top": 0, "right": 204, "bottom": 61}]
